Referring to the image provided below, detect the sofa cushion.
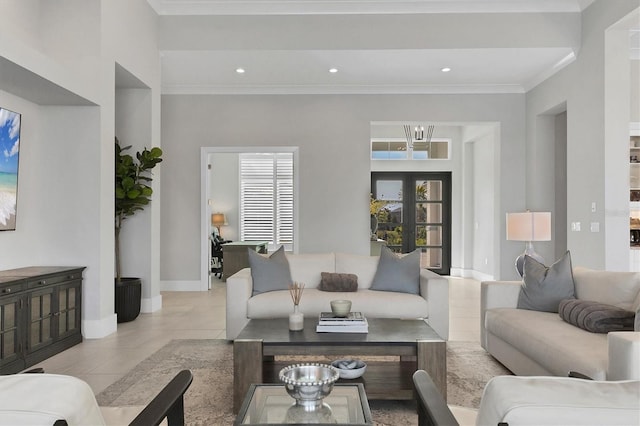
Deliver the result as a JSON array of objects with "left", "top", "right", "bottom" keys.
[
  {"left": 573, "top": 267, "right": 640, "bottom": 311},
  {"left": 247, "top": 288, "right": 428, "bottom": 319},
  {"left": 370, "top": 246, "right": 420, "bottom": 294},
  {"left": 558, "top": 299, "right": 635, "bottom": 333},
  {"left": 249, "top": 246, "right": 293, "bottom": 296},
  {"left": 485, "top": 308, "right": 608, "bottom": 379},
  {"left": 318, "top": 272, "right": 358, "bottom": 292},
  {"left": 335, "top": 253, "right": 379, "bottom": 289},
  {"left": 287, "top": 253, "right": 335, "bottom": 289},
  {"left": 518, "top": 251, "right": 575, "bottom": 313}
]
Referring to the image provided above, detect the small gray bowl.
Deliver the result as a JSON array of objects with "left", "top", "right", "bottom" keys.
[
  {"left": 331, "top": 358, "right": 367, "bottom": 379},
  {"left": 279, "top": 363, "right": 340, "bottom": 409}
]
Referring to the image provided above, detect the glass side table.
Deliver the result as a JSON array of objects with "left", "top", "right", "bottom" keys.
[{"left": 234, "top": 383, "right": 373, "bottom": 425}]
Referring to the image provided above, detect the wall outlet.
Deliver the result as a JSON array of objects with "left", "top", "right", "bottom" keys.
[
  {"left": 591, "top": 202, "right": 596, "bottom": 213},
  {"left": 590, "top": 222, "right": 600, "bottom": 232},
  {"left": 571, "top": 222, "right": 581, "bottom": 231}
]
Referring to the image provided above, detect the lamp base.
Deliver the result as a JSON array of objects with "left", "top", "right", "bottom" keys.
[{"left": 515, "top": 242, "right": 545, "bottom": 277}]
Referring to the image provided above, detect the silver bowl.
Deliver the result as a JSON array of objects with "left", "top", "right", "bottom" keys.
[{"left": 279, "top": 363, "right": 340, "bottom": 410}]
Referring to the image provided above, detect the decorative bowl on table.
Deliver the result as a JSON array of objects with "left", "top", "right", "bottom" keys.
[
  {"left": 330, "top": 299, "right": 352, "bottom": 317},
  {"left": 331, "top": 358, "right": 367, "bottom": 379},
  {"left": 279, "top": 363, "right": 340, "bottom": 410}
]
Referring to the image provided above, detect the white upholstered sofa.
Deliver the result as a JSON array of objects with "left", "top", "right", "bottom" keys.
[
  {"left": 225, "top": 252, "right": 449, "bottom": 340},
  {"left": 481, "top": 267, "right": 640, "bottom": 381}
]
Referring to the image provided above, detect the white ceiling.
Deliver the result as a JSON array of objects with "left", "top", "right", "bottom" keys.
[{"left": 148, "top": 0, "right": 619, "bottom": 95}]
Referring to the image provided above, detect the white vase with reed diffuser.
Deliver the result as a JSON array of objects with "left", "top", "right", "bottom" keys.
[{"left": 288, "top": 282, "right": 305, "bottom": 331}]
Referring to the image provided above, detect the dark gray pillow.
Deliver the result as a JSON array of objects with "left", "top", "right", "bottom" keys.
[
  {"left": 518, "top": 251, "right": 575, "bottom": 313},
  {"left": 559, "top": 299, "right": 635, "bottom": 333},
  {"left": 370, "top": 246, "right": 420, "bottom": 294},
  {"left": 318, "top": 272, "right": 358, "bottom": 292},
  {"left": 249, "top": 246, "right": 293, "bottom": 296}
]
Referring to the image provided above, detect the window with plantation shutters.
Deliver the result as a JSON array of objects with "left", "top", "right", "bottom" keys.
[{"left": 240, "top": 153, "right": 294, "bottom": 251}]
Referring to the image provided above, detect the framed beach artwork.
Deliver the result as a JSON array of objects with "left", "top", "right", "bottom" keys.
[{"left": 0, "top": 107, "right": 21, "bottom": 231}]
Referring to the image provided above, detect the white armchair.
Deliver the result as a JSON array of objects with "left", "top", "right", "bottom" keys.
[{"left": 413, "top": 369, "right": 640, "bottom": 426}]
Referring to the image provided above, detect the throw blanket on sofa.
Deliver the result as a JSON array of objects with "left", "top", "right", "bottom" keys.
[{"left": 558, "top": 299, "right": 635, "bottom": 333}]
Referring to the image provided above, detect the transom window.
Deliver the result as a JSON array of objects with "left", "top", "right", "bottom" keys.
[{"left": 371, "top": 139, "right": 450, "bottom": 160}]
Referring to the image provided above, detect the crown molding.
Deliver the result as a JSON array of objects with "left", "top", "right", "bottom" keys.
[
  {"left": 147, "top": 0, "right": 593, "bottom": 16},
  {"left": 161, "top": 83, "right": 525, "bottom": 95}
]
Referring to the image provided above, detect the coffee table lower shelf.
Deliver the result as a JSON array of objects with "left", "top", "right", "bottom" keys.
[{"left": 263, "top": 361, "right": 417, "bottom": 400}]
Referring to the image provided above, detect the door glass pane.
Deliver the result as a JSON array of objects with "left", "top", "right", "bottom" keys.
[
  {"left": 416, "top": 203, "right": 442, "bottom": 224},
  {"left": 68, "top": 288, "right": 75, "bottom": 308},
  {"left": 416, "top": 180, "right": 442, "bottom": 201},
  {"left": 60, "top": 290, "right": 67, "bottom": 311},
  {"left": 42, "top": 294, "right": 51, "bottom": 316},
  {"left": 4, "top": 331, "right": 15, "bottom": 357},
  {"left": 31, "top": 297, "right": 40, "bottom": 320},
  {"left": 31, "top": 322, "right": 40, "bottom": 346},
  {"left": 68, "top": 309, "right": 76, "bottom": 330},
  {"left": 5, "top": 304, "right": 15, "bottom": 328},
  {"left": 374, "top": 180, "right": 403, "bottom": 248},
  {"left": 60, "top": 313, "right": 68, "bottom": 333},
  {"left": 42, "top": 318, "right": 51, "bottom": 341},
  {"left": 416, "top": 225, "right": 442, "bottom": 246},
  {"left": 420, "top": 248, "right": 442, "bottom": 269},
  {"left": 376, "top": 180, "right": 402, "bottom": 201}
]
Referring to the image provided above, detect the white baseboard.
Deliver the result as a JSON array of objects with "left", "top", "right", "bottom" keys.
[
  {"left": 141, "top": 294, "right": 163, "bottom": 313},
  {"left": 451, "top": 268, "right": 494, "bottom": 282},
  {"left": 82, "top": 314, "right": 117, "bottom": 339},
  {"left": 160, "top": 280, "right": 206, "bottom": 292}
]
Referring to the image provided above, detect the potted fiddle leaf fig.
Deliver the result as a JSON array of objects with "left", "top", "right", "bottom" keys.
[{"left": 114, "top": 137, "right": 162, "bottom": 322}]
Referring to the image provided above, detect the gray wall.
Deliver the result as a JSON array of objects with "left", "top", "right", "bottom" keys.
[
  {"left": 525, "top": 1, "right": 639, "bottom": 269},
  {"left": 161, "top": 94, "right": 526, "bottom": 283}
]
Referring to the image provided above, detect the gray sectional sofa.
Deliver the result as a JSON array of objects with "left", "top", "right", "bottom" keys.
[{"left": 481, "top": 267, "right": 640, "bottom": 380}]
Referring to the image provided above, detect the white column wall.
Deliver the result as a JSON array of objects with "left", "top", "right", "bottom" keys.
[{"left": 525, "top": 1, "right": 638, "bottom": 269}]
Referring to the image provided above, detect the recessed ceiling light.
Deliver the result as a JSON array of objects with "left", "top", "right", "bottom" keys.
[
  {"left": 329, "top": 68, "right": 338, "bottom": 73},
  {"left": 441, "top": 67, "right": 451, "bottom": 73},
  {"left": 236, "top": 68, "right": 245, "bottom": 74}
]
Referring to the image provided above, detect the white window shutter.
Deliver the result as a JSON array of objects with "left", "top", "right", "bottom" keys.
[{"left": 240, "top": 153, "right": 294, "bottom": 250}]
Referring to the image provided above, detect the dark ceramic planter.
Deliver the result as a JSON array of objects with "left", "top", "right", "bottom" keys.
[{"left": 115, "top": 277, "right": 142, "bottom": 323}]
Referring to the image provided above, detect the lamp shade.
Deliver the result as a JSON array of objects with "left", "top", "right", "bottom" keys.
[
  {"left": 211, "top": 213, "right": 227, "bottom": 227},
  {"left": 506, "top": 212, "right": 551, "bottom": 242}
]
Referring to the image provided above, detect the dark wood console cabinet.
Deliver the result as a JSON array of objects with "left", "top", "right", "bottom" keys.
[{"left": 0, "top": 266, "right": 84, "bottom": 374}]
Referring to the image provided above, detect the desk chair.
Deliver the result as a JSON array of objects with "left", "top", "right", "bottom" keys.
[{"left": 211, "top": 236, "right": 231, "bottom": 279}]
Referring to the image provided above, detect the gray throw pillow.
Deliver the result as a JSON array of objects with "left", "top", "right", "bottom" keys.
[
  {"left": 558, "top": 299, "right": 635, "bottom": 333},
  {"left": 518, "top": 251, "right": 575, "bottom": 313},
  {"left": 370, "top": 246, "right": 420, "bottom": 294},
  {"left": 249, "top": 246, "right": 293, "bottom": 296},
  {"left": 318, "top": 272, "right": 358, "bottom": 292}
]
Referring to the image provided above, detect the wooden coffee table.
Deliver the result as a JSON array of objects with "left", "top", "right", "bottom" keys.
[{"left": 233, "top": 318, "right": 446, "bottom": 413}]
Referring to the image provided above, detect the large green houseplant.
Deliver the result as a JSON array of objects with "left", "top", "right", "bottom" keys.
[{"left": 114, "top": 137, "right": 162, "bottom": 322}]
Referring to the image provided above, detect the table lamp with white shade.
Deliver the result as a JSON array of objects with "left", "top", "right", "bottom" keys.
[{"left": 506, "top": 211, "right": 551, "bottom": 276}]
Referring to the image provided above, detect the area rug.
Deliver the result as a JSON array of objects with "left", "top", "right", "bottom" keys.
[{"left": 96, "top": 339, "right": 510, "bottom": 425}]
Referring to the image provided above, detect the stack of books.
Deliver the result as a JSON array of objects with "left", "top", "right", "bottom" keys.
[{"left": 316, "top": 311, "right": 369, "bottom": 333}]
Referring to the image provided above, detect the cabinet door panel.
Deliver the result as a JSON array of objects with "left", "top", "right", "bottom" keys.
[
  {"left": 0, "top": 295, "right": 22, "bottom": 368},
  {"left": 28, "top": 288, "right": 55, "bottom": 352},
  {"left": 57, "top": 282, "right": 81, "bottom": 337}
]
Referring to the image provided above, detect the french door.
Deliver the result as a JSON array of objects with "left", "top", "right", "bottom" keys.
[{"left": 371, "top": 172, "right": 451, "bottom": 275}]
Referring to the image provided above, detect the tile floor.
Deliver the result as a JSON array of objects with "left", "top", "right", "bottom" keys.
[{"left": 33, "top": 276, "right": 481, "bottom": 395}]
